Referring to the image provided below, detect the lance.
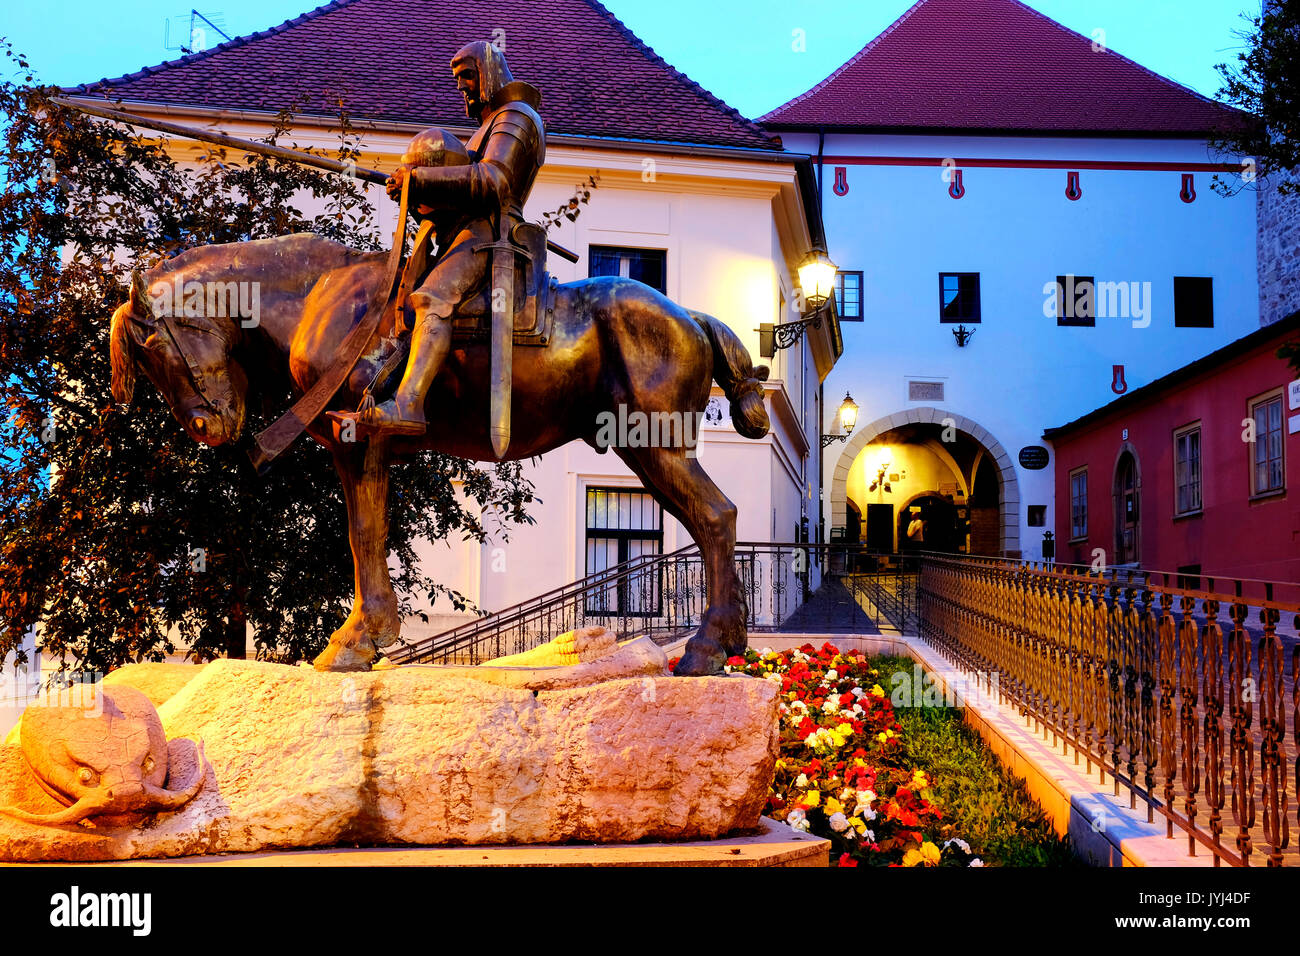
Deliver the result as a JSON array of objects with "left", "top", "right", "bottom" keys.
[{"left": 48, "top": 96, "right": 578, "bottom": 262}]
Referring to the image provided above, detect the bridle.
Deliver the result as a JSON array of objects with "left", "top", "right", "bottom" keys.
[{"left": 130, "top": 299, "right": 240, "bottom": 420}]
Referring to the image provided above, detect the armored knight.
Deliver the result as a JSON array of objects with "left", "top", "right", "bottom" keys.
[{"left": 334, "top": 40, "right": 545, "bottom": 439}]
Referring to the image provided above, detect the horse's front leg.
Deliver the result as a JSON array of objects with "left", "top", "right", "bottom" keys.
[{"left": 313, "top": 437, "right": 400, "bottom": 672}]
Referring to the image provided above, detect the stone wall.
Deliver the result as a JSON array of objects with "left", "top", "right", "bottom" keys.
[{"left": 1258, "top": 171, "right": 1300, "bottom": 326}]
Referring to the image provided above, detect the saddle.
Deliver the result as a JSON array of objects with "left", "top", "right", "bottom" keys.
[
  {"left": 397, "top": 220, "right": 555, "bottom": 347},
  {"left": 360, "top": 221, "right": 556, "bottom": 406}
]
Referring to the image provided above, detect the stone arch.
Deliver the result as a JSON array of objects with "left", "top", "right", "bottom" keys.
[
  {"left": 1110, "top": 440, "right": 1142, "bottom": 566},
  {"left": 829, "top": 406, "right": 1022, "bottom": 557}
]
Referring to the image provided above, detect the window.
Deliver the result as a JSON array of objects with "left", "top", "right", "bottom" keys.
[
  {"left": 834, "top": 271, "right": 863, "bottom": 320},
  {"left": 1249, "top": 391, "right": 1285, "bottom": 496},
  {"left": 1054, "top": 274, "right": 1096, "bottom": 327},
  {"left": 1027, "top": 505, "right": 1046, "bottom": 527},
  {"left": 1174, "top": 277, "right": 1214, "bottom": 328},
  {"left": 584, "top": 487, "right": 664, "bottom": 615},
  {"left": 1174, "top": 424, "right": 1202, "bottom": 516},
  {"left": 939, "top": 273, "right": 980, "bottom": 323},
  {"left": 1069, "top": 468, "right": 1088, "bottom": 540},
  {"left": 589, "top": 245, "right": 666, "bottom": 294}
]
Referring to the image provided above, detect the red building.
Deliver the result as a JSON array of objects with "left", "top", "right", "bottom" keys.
[{"left": 1045, "top": 312, "right": 1300, "bottom": 582}]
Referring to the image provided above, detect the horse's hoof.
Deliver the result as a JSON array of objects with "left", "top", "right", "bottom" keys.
[
  {"left": 673, "top": 638, "right": 726, "bottom": 677},
  {"left": 313, "top": 638, "right": 376, "bottom": 672}
]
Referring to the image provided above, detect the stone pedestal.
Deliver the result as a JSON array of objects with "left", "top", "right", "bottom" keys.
[{"left": 0, "top": 638, "right": 780, "bottom": 862}]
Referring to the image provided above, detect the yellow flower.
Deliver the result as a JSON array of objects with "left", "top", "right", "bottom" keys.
[
  {"left": 836, "top": 722, "right": 853, "bottom": 736},
  {"left": 870, "top": 684, "right": 885, "bottom": 698},
  {"left": 877, "top": 732, "right": 888, "bottom": 744},
  {"left": 803, "top": 789, "right": 821, "bottom": 808},
  {"left": 911, "top": 770, "right": 930, "bottom": 790},
  {"left": 902, "top": 841, "right": 942, "bottom": 867},
  {"left": 824, "top": 797, "right": 843, "bottom": 816},
  {"left": 850, "top": 817, "right": 867, "bottom": 835}
]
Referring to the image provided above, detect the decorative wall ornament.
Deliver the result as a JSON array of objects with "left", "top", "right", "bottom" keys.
[
  {"left": 1180, "top": 173, "right": 1196, "bottom": 204},
  {"left": 832, "top": 166, "right": 849, "bottom": 196},
  {"left": 948, "top": 168, "right": 965, "bottom": 200},
  {"left": 1066, "top": 170, "right": 1082, "bottom": 201},
  {"left": 1111, "top": 364, "right": 1128, "bottom": 394}
]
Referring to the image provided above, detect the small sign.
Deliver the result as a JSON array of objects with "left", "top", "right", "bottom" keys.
[
  {"left": 1018, "top": 446, "right": 1050, "bottom": 470},
  {"left": 1289, "top": 413, "right": 1300, "bottom": 436},
  {"left": 1289, "top": 379, "right": 1300, "bottom": 411}
]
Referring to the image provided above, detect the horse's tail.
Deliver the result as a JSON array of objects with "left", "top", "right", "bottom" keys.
[{"left": 691, "top": 310, "right": 770, "bottom": 440}]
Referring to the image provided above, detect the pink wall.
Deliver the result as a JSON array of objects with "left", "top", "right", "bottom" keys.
[{"left": 1051, "top": 333, "right": 1300, "bottom": 583}]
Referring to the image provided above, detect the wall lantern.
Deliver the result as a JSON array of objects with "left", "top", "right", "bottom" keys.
[
  {"left": 822, "top": 391, "right": 859, "bottom": 447},
  {"left": 952, "top": 324, "right": 976, "bottom": 347},
  {"left": 759, "top": 246, "right": 837, "bottom": 357}
]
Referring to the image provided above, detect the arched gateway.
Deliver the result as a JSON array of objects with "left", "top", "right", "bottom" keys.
[{"left": 829, "top": 406, "right": 1021, "bottom": 557}]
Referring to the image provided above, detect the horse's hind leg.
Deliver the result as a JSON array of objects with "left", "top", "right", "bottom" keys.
[
  {"left": 314, "top": 437, "right": 400, "bottom": 672},
  {"left": 614, "top": 445, "right": 746, "bottom": 676}
]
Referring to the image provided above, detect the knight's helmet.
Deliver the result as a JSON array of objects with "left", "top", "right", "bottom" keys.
[{"left": 451, "top": 40, "right": 514, "bottom": 117}]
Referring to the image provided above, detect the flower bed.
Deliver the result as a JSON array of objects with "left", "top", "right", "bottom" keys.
[{"left": 706, "top": 642, "right": 1077, "bottom": 867}]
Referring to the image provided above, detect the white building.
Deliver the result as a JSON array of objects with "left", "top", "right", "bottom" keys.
[
  {"left": 762, "top": 0, "right": 1259, "bottom": 562},
  {"left": 65, "top": 0, "right": 839, "bottom": 641}
]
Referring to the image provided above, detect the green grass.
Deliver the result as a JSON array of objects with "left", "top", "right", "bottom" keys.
[{"left": 874, "top": 655, "right": 1085, "bottom": 867}]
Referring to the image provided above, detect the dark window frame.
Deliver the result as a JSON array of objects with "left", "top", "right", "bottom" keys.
[
  {"left": 1069, "top": 467, "right": 1088, "bottom": 542},
  {"left": 938, "top": 272, "right": 981, "bottom": 323},
  {"left": 588, "top": 245, "right": 667, "bottom": 294},
  {"left": 1173, "top": 422, "right": 1202, "bottom": 517},
  {"left": 1055, "top": 274, "right": 1096, "bottom": 327},
  {"left": 1174, "top": 276, "right": 1214, "bottom": 329},
  {"left": 834, "top": 270, "right": 864, "bottom": 321},
  {"left": 1248, "top": 390, "right": 1286, "bottom": 498}
]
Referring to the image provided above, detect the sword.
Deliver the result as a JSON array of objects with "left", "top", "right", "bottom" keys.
[{"left": 486, "top": 219, "right": 516, "bottom": 460}]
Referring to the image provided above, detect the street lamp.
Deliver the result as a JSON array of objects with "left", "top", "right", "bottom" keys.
[
  {"left": 759, "top": 247, "right": 837, "bottom": 357},
  {"left": 821, "top": 392, "right": 860, "bottom": 447}
]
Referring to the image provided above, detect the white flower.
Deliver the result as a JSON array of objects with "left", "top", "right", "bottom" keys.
[
  {"left": 795, "top": 773, "right": 808, "bottom": 788},
  {"left": 765, "top": 672, "right": 782, "bottom": 684},
  {"left": 969, "top": 858, "right": 985, "bottom": 867},
  {"left": 852, "top": 703, "right": 864, "bottom": 715},
  {"left": 851, "top": 686, "right": 865, "bottom": 698},
  {"left": 944, "top": 838, "right": 972, "bottom": 854},
  {"left": 863, "top": 828, "right": 875, "bottom": 843},
  {"left": 822, "top": 699, "right": 840, "bottom": 715},
  {"left": 786, "top": 809, "right": 810, "bottom": 832},
  {"left": 825, "top": 668, "right": 838, "bottom": 681},
  {"left": 758, "top": 647, "right": 773, "bottom": 656},
  {"left": 828, "top": 812, "right": 850, "bottom": 832}
]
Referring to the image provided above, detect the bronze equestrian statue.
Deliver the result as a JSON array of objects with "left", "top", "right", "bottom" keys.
[{"left": 103, "top": 43, "right": 771, "bottom": 677}]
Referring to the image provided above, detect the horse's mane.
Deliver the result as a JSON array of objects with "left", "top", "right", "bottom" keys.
[{"left": 143, "top": 233, "right": 383, "bottom": 301}]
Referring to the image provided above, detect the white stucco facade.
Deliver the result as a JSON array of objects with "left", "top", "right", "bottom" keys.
[{"left": 778, "top": 130, "right": 1259, "bottom": 558}]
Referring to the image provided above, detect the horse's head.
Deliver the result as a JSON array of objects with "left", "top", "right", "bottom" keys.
[{"left": 110, "top": 271, "right": 248, "bottom": 446}]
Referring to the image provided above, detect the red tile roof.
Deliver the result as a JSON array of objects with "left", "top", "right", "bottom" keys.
[
  {"left": 66, "top": 0, "right": 781, "bottom": 151},
  {"left": 761, "top": 0, "right": 1243, "bottom": 136}
]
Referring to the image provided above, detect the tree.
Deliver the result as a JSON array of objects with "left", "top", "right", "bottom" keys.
[
  {"left": 1213, "top": 0, "right": 1300, "bottom": 195},
  {"left": 1213, "top": 1, "right": 1300, "bottom": 371},
  {"left": 0, "top": 44, "right": 536, "bottom": 675}
]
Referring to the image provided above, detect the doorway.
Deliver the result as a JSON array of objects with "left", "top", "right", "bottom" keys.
[{"left": 1115, "top": 451, "right": 1139, "bottom": 564}]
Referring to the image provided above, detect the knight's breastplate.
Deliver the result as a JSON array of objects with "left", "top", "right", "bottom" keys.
[{"left": 468, "top": 102, "right": 545, "bottom": 221}]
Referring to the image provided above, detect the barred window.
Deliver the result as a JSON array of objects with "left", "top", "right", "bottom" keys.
[{"left": 584, "top": 487, "right": 663, "bottom": 616}]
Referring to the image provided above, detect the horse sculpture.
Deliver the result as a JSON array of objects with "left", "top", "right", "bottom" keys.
[{"left": 108, "top": 232, "right": 770, "bottom": 676}]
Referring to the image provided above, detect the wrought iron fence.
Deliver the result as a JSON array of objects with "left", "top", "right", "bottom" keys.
[
  {"left": 388, "top": 542, "right": 919, "bottom": 665},
  {"left": 917, "top": 554, "right": 1300, "bottom": 867}
]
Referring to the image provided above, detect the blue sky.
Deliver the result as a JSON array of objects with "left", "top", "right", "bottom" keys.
[{"left": 0, "top": 0, "right": 1263, "bottom": 118}]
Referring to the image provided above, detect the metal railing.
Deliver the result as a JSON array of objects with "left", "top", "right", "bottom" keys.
[
  {"left": 918, "top": 553, "right": 1300, "bottom": 867},
  {"left": 388, "top": 542, "right": 920, "bottom": 665}
]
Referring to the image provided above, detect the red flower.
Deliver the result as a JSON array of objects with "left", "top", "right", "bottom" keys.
[
  {"left": 727, "top": 655, "right": 746, "bottom": 667},
  {"left": 837, "top": 853, "right": 859, "bottom": 867}
]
